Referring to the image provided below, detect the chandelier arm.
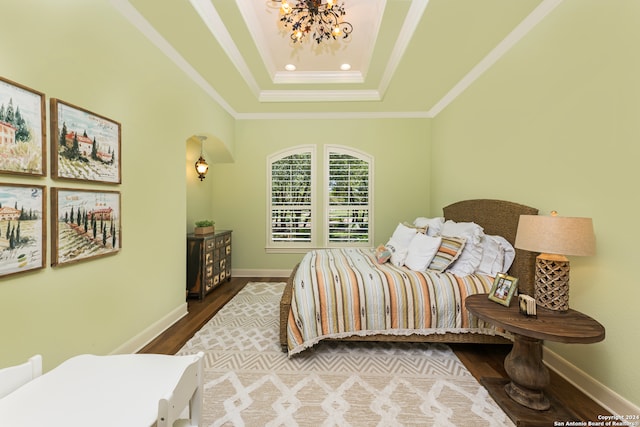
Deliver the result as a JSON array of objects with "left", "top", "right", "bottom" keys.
[{"left": 276, "top": 0, "right": 352, "bottom": 44}]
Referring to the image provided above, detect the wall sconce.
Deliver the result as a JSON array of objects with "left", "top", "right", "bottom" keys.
[
  {"left": 194, "top": 136, "right": 209, "bottom": 181},
  {"left": 515, "top": 211, "right": 596, "bottom": 311}
]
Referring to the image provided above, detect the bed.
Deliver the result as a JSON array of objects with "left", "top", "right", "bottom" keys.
[
  {"left": 0, "top": 352, "right": 204, "bottom": 427},
  {"left": 280, "top": 199, "right": 539, "bottom": 355}
]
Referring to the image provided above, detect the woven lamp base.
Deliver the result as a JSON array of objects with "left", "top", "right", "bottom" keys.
[{"left": 534, "top": 254, "right": 570, "bottom": 311}]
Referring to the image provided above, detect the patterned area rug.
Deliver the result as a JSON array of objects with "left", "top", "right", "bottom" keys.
[{"left": 178, "top": 282, "right": 514, "bottom": 426}]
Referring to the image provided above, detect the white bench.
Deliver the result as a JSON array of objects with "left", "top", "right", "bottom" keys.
[{"left": 0, "top": 352, "right": 204, "bottom": 427}]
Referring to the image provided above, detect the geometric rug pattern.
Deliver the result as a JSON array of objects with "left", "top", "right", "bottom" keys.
[{"left": 178, "top": 282, "right": 515, "bottom": 426}]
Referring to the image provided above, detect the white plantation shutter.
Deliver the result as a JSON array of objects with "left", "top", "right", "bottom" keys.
[
  {"left": 267, "top": 145, "right": 372, "bottom": 251},
  {"left": 326, "top": 147, "right": 372, "bottom": 245},
  {"left": 268, "top": 148, "right": 314, "bottom": 245}
]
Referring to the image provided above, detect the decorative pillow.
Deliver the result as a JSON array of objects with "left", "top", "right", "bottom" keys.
[
  {"left": 442, "top": 220, "right": 485, "bottom": 276},
  {"left": 427, "top": 236, "right": 466, "bottom": 272},
  {"left": 440, "top": 220, "right": 484, "bottom": 245},
  {"left": 374, "top": 244, "right": 392, "bottom": 264},
  {"left": 387, "top": 222, "right": 418, "bottom": 249},
  {"left": 496, "top": 235, "right": 516, "bottom": 272},
  {"left": 403, "top": 221, "right": 428, "bottom": 235},
  {"left": 404, "top": 234, "right": 442, "bottom": 271},
  {"left": 413, "top": 217, "right": 445, "bottom": 237},
  {"left": 477, "top": 235, "right": 504, "bottom": 276},
  {"left": 476, "top": 235, "right": 516, "bottom": 275},
  {"left": 387, "top": 243, "right": 409, "bottom": 267}
]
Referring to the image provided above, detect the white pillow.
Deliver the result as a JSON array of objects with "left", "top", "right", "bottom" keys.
[
  {"left": 387, "top": 242, "right": 409, "bottom": 267},
  {"left": 404, "top": 234, "right": 442, "bottom": 271},
  {"left": 413, "top": 217, "right": 445, "bottom": 237},
  {"left": 440, "top": 220, "right": 484, "bottom": 244},
  {"left": 385, "top": 223, "right": 419, "bottom": 268},
  {"left": 494, "top": 235, "right": 516, "bottom": 272},
  {"left": 476, "top": 235, "right": 516, "bottom": 276},
  {"left": 477, "top": 235, "right": 504, "bottom": 276},
  {"left": 442, "top": 220, "right": 485, "bottom": 276},
  {"left": 387, "top": 222, "right": 418, "bottom": 248}
]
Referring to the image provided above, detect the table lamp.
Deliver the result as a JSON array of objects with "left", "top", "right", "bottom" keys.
[{"left": 515, "top": 212, "right": 596, "bottom": 311}]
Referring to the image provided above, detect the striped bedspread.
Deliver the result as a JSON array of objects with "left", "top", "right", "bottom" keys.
[{"left": 286, "top": 248, "right": 510, "bottom": 355}]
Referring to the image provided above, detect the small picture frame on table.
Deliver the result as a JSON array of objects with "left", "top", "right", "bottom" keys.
[{"left": 488, "top": 273, "right": 519, "bottom": 306}]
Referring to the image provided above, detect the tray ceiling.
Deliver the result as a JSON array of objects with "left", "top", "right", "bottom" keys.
[{"left": 112, "top": 0, "right": 561, "bottom": 118}]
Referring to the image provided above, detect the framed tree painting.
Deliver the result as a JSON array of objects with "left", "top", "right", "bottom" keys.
[
  {"left": 0, "top": 76, "right": 46, "bottom": 176},
  {"left": 50, "top": 99, "right": 121, "bottom": 184},
  {"left": 51, "top": 188, "right": 121, "bottom": 266},
  {"left": 0, "top": 183, "right": 46, "bottom": 277}
]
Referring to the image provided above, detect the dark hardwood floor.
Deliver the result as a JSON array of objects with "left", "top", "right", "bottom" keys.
[{"left": 139, "top": 276, "right": 611, "bottom": 424}]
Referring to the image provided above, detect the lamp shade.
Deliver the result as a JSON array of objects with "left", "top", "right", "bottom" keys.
[{"left": 515, "top": 214, "right": 596, "bottom": 256}]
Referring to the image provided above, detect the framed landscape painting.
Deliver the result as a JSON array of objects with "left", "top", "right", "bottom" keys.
[
  {"left": 0, "top": 183, "right": 46, "bottom": 277},
  {"left": 50, "top": 99, "right": 121, "bottom": 184},
  {"left": 0, "top": 77, "right": 46, "bottom": 176},
  {"left": 51, "top": 188, "right": 121, "bottom": 266}
]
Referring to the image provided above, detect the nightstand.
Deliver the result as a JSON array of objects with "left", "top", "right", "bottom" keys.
[{"left": 465, "top": 293, "right": 605, "bottom": 426}]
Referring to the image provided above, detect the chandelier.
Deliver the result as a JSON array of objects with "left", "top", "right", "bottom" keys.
[{"left": 277, "top": 0, "right": 353, "bottom": 44}]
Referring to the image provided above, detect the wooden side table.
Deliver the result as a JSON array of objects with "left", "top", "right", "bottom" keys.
[{"left": 466, "top": 294, "right": 605, "bottom": 425}]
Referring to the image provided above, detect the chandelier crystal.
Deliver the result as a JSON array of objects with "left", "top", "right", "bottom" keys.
[{"left": 277, "top": 0, "right": 353, "bottom": 44}]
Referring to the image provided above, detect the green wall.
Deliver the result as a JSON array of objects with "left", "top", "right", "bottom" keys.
[
  {"left": 430, "top": 0, "right": 639, "bottom": 407},
  {"left": 0, "top": 0, "right": 233, "bottom": 370},
  {"left": 1, "top": 0, "right": 637, "bottom": 412},
  {"left": 210, "top": 118, "right": 431, "bottom": 271}
]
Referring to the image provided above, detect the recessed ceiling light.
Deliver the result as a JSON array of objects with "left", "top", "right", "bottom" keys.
[
  {"left": 340, "top": 63, "right": 351, "bottom": 71},
  {"left": 285, "top": 64, "right": 296, "bottom": 71}
]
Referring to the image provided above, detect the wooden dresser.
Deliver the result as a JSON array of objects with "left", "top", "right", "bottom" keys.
[{"left": 186, "top": 230, "right": 232, "bottom": 299}]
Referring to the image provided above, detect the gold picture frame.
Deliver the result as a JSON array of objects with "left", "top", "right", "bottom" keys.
[{"left": 488, "top": 273, "right": 519, "bottom": 306}]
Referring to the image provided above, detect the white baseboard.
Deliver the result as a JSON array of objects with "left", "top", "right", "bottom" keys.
[
  {"left": 110, "top": 303, "right": 188, "bottom": 355},
  {"left": 543, "top": 346, "right": 640, "bottom": 417},
  {"left": 232, "top": 268, "right": 292, "bottom": 278}
]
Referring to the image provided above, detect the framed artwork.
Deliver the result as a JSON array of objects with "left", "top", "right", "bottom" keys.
[
  {"left": 50, "top": 99, "right": 121, "bottom": 184},
  {"left": 488, "top": 273, "right": 519, "bottom": 306},
  {"left": 0, "top": 76, "right": 46, "bottom": 176},
  {"left": 51, "top": 188, "right": 121, "bottom": 266},
  {"left": 0, "top": 183, "right": 46, "bottom": 277}
]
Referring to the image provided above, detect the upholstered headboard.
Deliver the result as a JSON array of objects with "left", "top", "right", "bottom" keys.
[{"left": 443, "top": 199, "right": 539, "bottom": 296}]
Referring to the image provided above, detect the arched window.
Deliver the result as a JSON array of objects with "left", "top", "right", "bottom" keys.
[
  {"left": 267, "top": 145, "right": 373, "bottom": 252},
  {"left": 325, "top": 145, "right": 372, "bottom": 247},
  {"left": 267, "top": 146, "right": 316, "bottom": 250}
]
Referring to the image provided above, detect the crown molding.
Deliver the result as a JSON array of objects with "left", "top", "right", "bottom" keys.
[
  {"left": 259, "top": 89, "right": 381, "bottom": 103},
  {"left": 235, "top": 111, "right": 431, "bottom": 120}
]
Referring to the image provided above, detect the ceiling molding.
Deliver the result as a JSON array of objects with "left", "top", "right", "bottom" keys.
[
  {"left": 378, "top": 0, "right": 429, "bottom": 96},
  {"left": 273, "top": 71, "right": 364, "bottom": 85},
  {"left": 235, "top": 110, "right": 432, "bottom": 120},
  {"left": 427, "top": 0, "right": 564, "bottom": 117},
  {"left": 235, "top": 0, "right": 279, "bottom": 81},
  {"left": 259, "top": 89, "right": 380, "bottom": 103},
  {"left": 189, "top": 0, "right": 261, "bottom": 98},
  {"left": 110, "top": 0, "right": 237, "bottom": 117}
]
